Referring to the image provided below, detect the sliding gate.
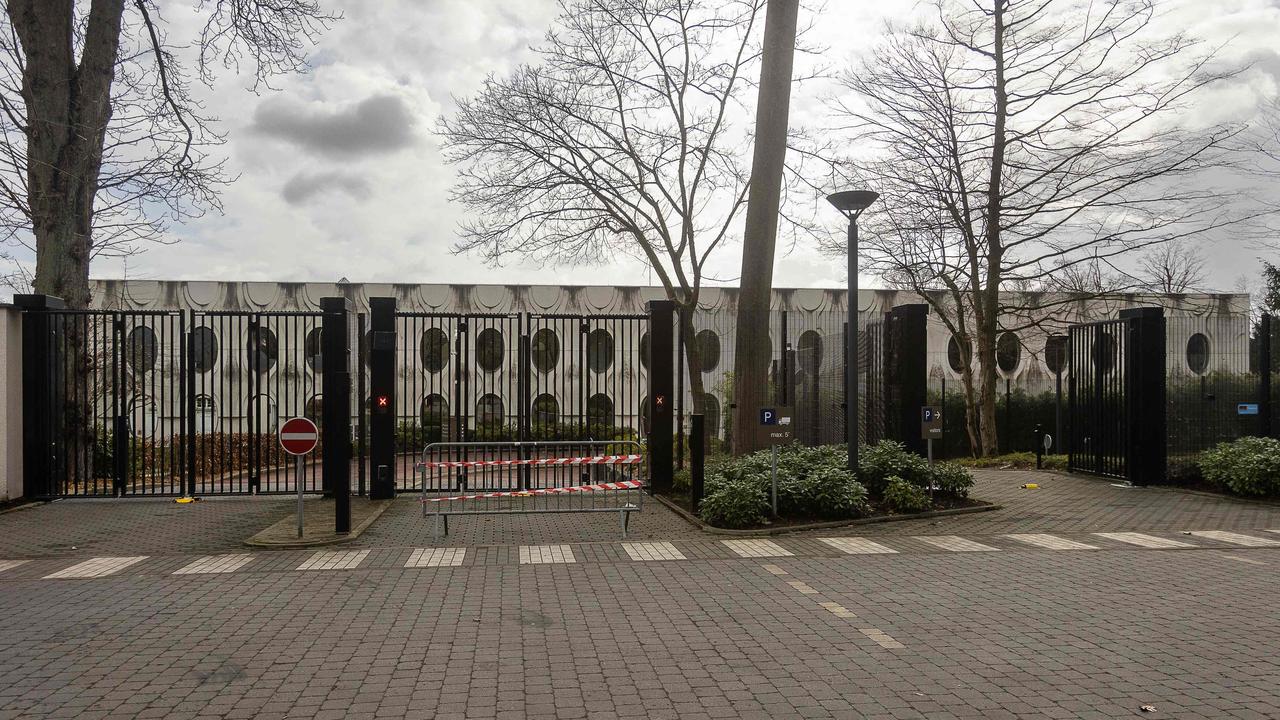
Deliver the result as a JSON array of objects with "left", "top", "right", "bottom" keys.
[{"left": 395, "top": 312, "right": 647, "bottom": 491}]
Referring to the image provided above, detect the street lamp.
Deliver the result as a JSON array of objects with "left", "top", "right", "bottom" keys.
[{"left": 827, "top": 189, "right": 878, "bottom": 476}]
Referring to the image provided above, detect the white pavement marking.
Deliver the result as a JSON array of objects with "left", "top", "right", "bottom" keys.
[
  {"left": 406, "top": 548, "right": 467, "bottom": 568},
  {"left": 860, "top": 628, "right": 906, "bottom": 649},
  {"left": 622, "top": 542, "right": 686, "bottom": 561},
  {"left": 721, "top": 539, "right": 793, "bottom": 558},
  {"left": 1187, "top": 530, "right": 1280, "bottom": 547},
  {"left": 786, "top": 580, "right": 818, "bottom": 595},
  {"left": 1220, "top": 554, "right": 1267, "bottom": 566},
  {"left": 0, "top": 560, "right": 29, "bottom": 574},
  {"left": 173, "top": 554, "right": 254, "bottom": 575},
  {"left": 914, "top": 536, "right": 1000, "bottom": 552},
  {"left": 44, "top": 556, "right": 148, "bottom": 579},
  {"left": 761, "top": 564, "right": 788, "bottom": 575},
  {"left": 519, "top": 545, "right": 576, "bottom": 564},
  {"left": 819, "top": 537, "right": 899, "bottom": 555},
  {"left": 1005, "top": 534, "right": 1099, "bottom": 551},
  {"left": 819, "top": 601, "right": 857, "bottom": 618},
  {"left": 297, "top": 549, "right": 370, "bottom": 571},
  {"left": 1093, "top": 532, "right": 1196, "bottom": 549}
]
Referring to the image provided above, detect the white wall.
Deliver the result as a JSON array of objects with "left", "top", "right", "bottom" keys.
[{"left": 0, "top": 304, "right": 22, "bottom": 500}]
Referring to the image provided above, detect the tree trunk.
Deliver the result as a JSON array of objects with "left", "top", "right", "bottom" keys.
[
  {"left": 10, "top": 0, "right": 126, "bottom": 309},
  {"left": 730, "top": 0, "right": 799, "bottom": 455}
]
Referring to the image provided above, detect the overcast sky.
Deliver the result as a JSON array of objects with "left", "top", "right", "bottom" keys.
[{"left": 88, "top": 0, "right": 1280, "bottom": 293}]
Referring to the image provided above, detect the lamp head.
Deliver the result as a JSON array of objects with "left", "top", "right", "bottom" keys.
[{"left": 826, "top": 190, "right": 879, "bottom": 219}]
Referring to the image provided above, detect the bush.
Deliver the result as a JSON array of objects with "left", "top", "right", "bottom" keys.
[
  {"left": 794, "top": 466, "right": 868, "bottom": 519},
  {"left": 858, "top": 440, "right": 930, "bottom": 495},
  {"left": 929, "top": 462, "right": 974, "bottom": 499},
  {"left": 1199, "top": 436, "right": 1280, "bottom": 497},
  {"left": 699, "top": 475, "right": 769, "bottom": 528},
  {"left": 673, "top": 468, "right": 691, "bottom": 494},
  {"left": 882, "top": 476, "right": 931, "bottom": 514}
]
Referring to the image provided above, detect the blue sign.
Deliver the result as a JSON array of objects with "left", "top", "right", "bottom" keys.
[
  {"left": 760, "top": 408, "right": 776, "bottom": 425},
  {"left": 1239, "top": 403, "right": 1260, "bottom": 416},
  {"left": 923, "top": 407, "right": 937, "bottom": 422}
]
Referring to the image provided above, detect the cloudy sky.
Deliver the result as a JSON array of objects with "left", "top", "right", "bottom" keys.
[{"left": 86, "top": 0, "right": 1280, "bottom": 292}]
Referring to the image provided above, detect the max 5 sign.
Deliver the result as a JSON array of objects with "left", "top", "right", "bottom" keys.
[{"left": 757, "top": 407, "right": 794, "bottom": 446}]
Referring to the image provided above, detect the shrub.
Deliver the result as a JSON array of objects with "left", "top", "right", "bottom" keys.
[
  {"left": 858, "top": 440, "right": 930, "bottom": 495},
  {"left": 929, "top": 462, "right": 974, "bottom": 499},
  {"left": 955, "top": 452, "right": 1067, "bottom": 471},
  {"left": 673, "top": 468, "right": 691, "bottom": 494},
  {"left": 699, "top": 475, "right": 769, "bottom": 528},
  {"left": 882, "top": 476, "right": 931, "bottom": 514},
  {"left": 1199, "top": 436, "right": 1280, "bottom": 497},
  {"left": 793, "top": 466, "right": 868, "bottom": 519}
]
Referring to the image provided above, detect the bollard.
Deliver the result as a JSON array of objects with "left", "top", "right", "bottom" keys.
[
  {"left": 690, "top": 414, "right": 705, "bottom": 514},
  {"left": 1034, "top": 424, "right": 1044, "bottom": 470}
]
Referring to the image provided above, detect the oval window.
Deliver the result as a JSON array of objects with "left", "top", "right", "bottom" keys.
[
  {"left": 191, "top": 327, "right": 218, "bottom": 373},
  {"left": 997, "top": 332, "right": 1021, "bottom": 375},
  {"left": 305, "top": 328, "right": 323, "bottom": 373},
  {"left": 587, "top": 393, "right": 614, "bottom": 424},
  {"left": 532, "top": 393, "right": 559, "bottom": 427},
  {"left": 798, "top": 330, "right": 822, "bottom": 370},
  {"left": 639, "top": 332, "right": 650, "bottom": 370},
  {"left": 476, "top": 393, "right": 504, "bottom": 425},
  {"left": 127, "top": 326, "right": 158, "bottom": 372},
  {"left": 420, "top": 328, "right": 450, "bottom": 374},
  {"left": 587, "top": 329, "right": 614, "bottom": 373},
  {"left": 476, "top": 328, "right": 505, "bottom": 373},
  {"left": 1092, "top": 332, "right": 1116, "bottom": 374},
  {"left": 532, "top": 328, "right": 560, "bottom": 373},
  {"left": 947, "top": 335, "right": 971, "bottom": 373},
  {"left": 696, "top": 329, "right": 720, "bottom": 372},
  {"left": 247, "top": 327, "right": 278, "bottom": 373},
  {"left": 1186, "top": 333, "right": 1209, "bottom": 375},
  {"left": 1044, "top": 335, "right": 1067, "bottom": 376}
]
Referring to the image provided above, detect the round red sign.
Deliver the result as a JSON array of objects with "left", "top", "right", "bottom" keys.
[{"left": 279, "top": 417, "right": 319, "bottom": 455}]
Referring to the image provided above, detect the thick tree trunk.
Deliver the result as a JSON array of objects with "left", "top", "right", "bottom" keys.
[
  {"left": 730, "top": 0, "right": 799, "bottom": 455},
  {"left": 10, "top": 0, "right": 126, "bottom": 309}
]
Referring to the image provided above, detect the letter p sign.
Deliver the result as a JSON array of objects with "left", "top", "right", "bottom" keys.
[{"left": 760, "top": 408, "right": 776, "bottom": 426}]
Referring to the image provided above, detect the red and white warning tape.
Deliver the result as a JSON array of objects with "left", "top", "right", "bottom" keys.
[
  {"left": 417, "top": 453, "right": 643, "bottom": 470},
  {"left": 422, "top": 479, "right": 645, "bottom": 503}
]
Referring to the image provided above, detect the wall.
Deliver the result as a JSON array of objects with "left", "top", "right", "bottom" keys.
[{"left": 0, "top": 304, "right": 21, "bottom": 500}]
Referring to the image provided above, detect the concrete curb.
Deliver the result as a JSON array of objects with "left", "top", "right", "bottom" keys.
[
  {"left": 653, "top": 493, "right": 1001, "bottom": 536},
  {"left": 245, "top": 499, "right": 392, "bottom": 549}
]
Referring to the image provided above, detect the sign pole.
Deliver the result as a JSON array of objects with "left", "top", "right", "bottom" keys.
[
  {"left": 296, "top": 455, "right": 305, "bottom": 539},
  {"left": 771, "top": 445, "right": 778, "bottom": 517}
]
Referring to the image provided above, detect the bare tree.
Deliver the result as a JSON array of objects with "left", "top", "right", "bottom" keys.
[
  {"left": 2, "top": 0, "right": 336, "bottom": 307},
  {"left": 440, "top": 0, "right": 770, "bottom": 418},
  {"left": 826, "top": 0, "right": 1249, "bottom": 456},
  {"left": 1136, "top": 240, "right": 1208, "bottom": 294}
]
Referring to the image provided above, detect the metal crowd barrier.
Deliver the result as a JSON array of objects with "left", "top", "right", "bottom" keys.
[{"left": 417, "top": 440, "right": 647, "bottom": 540}]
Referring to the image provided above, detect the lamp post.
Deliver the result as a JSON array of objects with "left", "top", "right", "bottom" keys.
[{"left": 826, "top": 190, "right": 878, "bottom": 476}]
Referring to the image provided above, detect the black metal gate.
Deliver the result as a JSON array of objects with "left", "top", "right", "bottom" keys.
[
  {"left": 1067, "top": 318, "right": 1130, "bottom": 478},
  {"left": 1067, "top": 308, "right": 1166, "bottom": 484},
  {"left": 394, "top": 311, "right": 647, "bottom": 491}
]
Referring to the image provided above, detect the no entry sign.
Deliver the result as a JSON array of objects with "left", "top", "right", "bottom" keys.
[{"left": 279, "top": 417, "right": 319, "bottom": 455}]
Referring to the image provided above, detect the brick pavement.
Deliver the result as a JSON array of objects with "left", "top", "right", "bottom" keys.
[{"left": 1, "top": 546, "right": 1278, "bottom": 718}]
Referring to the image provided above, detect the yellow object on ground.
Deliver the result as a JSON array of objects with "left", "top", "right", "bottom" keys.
[{"left": 1020, "top": 483, "right": 1039, "bottom": 489}]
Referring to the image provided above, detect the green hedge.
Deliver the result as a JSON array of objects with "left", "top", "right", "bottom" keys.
[
  {"left": 1199, "top": 436, "right": 1280, "bottom": 497},
  {"left": 697, "top": 440, "right": 973, "bottom": 529}
]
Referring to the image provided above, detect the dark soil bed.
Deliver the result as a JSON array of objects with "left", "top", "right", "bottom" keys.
[{"left": 660, "top": 492, "right": 988, "bottom": 531}]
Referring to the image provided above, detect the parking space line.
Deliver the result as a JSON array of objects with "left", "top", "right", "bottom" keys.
[
  {"left": 622, "top": 542, "right": 686, "bottom": 561},
  {"left": 519, "top": 545, "right": 576, "bottom": 564},
  {"left": 173, "top": 554, "right": 254, "bottom": 575},
  {"left": 721, "top": 539, "right": 793, "bottom": 558},
  {"left": 819, "top": 537, "right": 898, "bottom": 554},
  {"left": 915, "top": 536, "right": 999, "bottom": 552},
  {"left": 44, "top": 556, "right": 148, "bottom": 579},
  {"left": 1093, "top": 532, "right": 1195, "bottom": 549},
  {"left": 297, "top": 549, "right": 370, "bottom": 571},
  {"left": 860, "top": 628, "right": 905, "bottom": 649},
  {"left": 819, "top": 601, "right": 857, "bottom": 618},
  {"left": 406, "top": 548, "right": 467, "bottom": 568},
  {"left": 0, "top": 560, "right": 28, "bottom": 574},
  {"left": 786, "top": 580, "right": 818, "bottom": 594},
  {"left": 1005, "top": 534, "right": 1098, "bottom": 550},
  {"left": 1220, "top": 554, "right": 1267, "bottom": 566},
  {"left": 1187, "top": 530, "right": 1280, "bottom": 547}
]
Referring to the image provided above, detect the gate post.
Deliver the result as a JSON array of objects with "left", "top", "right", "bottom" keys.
[
  {"left": 1261, "top": 313, "right": 1273, "bottom": 439},
  {"left": 15, "top": 295, "right": 64, "bottom": 499},
  {"left": 369, "top": 297, "right": 397, "bottom": 500},
  {"left": 647, "top": 300, "right": 675, "bottom": 495},
  {"left": 321, "top": 297, "right": 353, "bottom": 532},
  {"left": 887, "top": 304, "right": 929, "bottom": 456},
  {"left": 1121, "top": 307, "right": 1166, "bottom": 486}
]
